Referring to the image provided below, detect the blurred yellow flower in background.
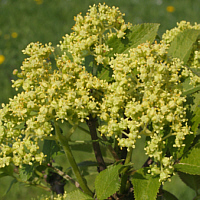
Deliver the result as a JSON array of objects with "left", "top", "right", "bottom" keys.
[
  {"left": 34, "top": 0, "right": 43, "bottom": 4},
  {"left": 166, "top": 6, "right": 175, "bottom": 12},
  {"left": 11, "top": 32, "right": 18, "bottom": 38},
  {"left": 0, "top": 55, "right": 5, "bottom": 64}
]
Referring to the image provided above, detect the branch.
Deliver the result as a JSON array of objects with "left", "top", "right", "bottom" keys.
[
  {"left": 49, "top": 165, "right": 83, "bottom": 191},
  {"left": 87, "top": 115, "right": 106, "bottom": 172}
]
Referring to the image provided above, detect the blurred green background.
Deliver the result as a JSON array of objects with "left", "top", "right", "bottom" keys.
[{"left": 0, "top": 0, "right": 199, "bottom": 199}]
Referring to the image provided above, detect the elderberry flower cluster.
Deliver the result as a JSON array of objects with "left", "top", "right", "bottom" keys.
[
  {"left": 162, "top": 21, "right": 200, "bottom": 85},
  {"left": 0, "top": 3, "right": 197, "bottom": 186},
  {"left": 99, "top": 42, "right": 192, "bottom": 182},
  {"left": 33, "top": 192, "right": 67, "bottom": 200},
  {"left": 0, "top": 41, "right": 107, "bottom": 168},
  {"left": 59, "top": 3, "right": 131, "bottom": 65}
]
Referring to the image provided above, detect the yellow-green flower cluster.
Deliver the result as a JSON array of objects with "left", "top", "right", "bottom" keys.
[
  {"left": 162, "top": 21, "right": 200, "bottom": 85},
  {"left": 0, "top": 4, "right": 197, "bottom": 185},
  {"left": 59, "top": 3, "right": 131, "bottom": 65},
  {"left": 0, "top": 43, "right": 54, "bottom": 167},
  {"left": 0, "top": 39, "right": 107, "bottom": 168},
  {"left": 99, "top": 42, "right": 192, "bottom": 182},
  {"left": 33, "top": 192, "right": 67, "bottom": 200}
]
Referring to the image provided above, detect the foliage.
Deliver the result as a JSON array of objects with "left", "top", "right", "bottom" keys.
[{"left": 0, "top": 3, "right": 200, "bottom": 200}]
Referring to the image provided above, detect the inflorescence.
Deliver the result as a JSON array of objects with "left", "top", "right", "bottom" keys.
[{"left": 0, "top": 4, "right": 199, "bottom": 183}]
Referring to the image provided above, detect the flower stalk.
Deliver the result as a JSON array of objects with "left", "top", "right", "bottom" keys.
[{"left": 54, "top": 119, "right": 93, "bottom": 197}]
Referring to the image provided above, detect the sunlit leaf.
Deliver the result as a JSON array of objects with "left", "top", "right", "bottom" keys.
[
  {"left": 95, "top": 164, "right": 122, "bottom": 200},
  {"left": 131, "top": 168, "right": 160, "bottom": 200}
]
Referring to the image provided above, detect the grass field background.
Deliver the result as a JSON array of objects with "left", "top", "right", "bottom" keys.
[{"left": 0, "top": 0, "right": 199, "bottom": 199}]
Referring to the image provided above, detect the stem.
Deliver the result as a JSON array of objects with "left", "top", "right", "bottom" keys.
[
  {"left": 54, "top": 120, "right": 93, "bottom": 197},
  {"left": 14, "top": 176, "right": 51, "bottom": 192},
  {"left": 121, "top": 148, "right": 133, "bottom": 174},
  {"left": 49, "top": 165, "right": 83, "bottom": 191},
  {"left": 162, "top": 132, "right": 173, "bottom": 141},
  {"left": 87, "top": 115, "right": 106, "bottom": 172},
  {"left": 119, "top": 148, "right": 133, "bottom": 195},
  {"left": 65, "top": 122, "right": 79, "bottom": 139}
]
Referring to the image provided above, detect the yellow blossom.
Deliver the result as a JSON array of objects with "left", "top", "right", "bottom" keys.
[
  {"left": 0, "top": 55, "right": 5, "bottom": 64},
  {"left": 34, "top": 0, "right": 43, "bottom": 4},
  {"left": 11, "top": 32, "right": 18, "bottom": 38},
  {"left": 166, "top": 6, "right": 175, "bottom": 13}
]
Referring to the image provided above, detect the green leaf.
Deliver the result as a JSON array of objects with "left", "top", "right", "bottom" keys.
[
  {"left": 182, "top": 85, "right": 200, "bottom": 96},
  {"left": 0, "top": 164, "right": 14, "bottom": 177},
  {"left": 18, "top": 164, "right": 34, "bottom": 182},
  {"left": 168, "top": 29, "right": 200, "bottom": 64},
  {"left": 42, "top": 139, "right": 60, "bottom": 163},
  {"left": 95, "top": 164, "right": 122, "bottom": 200},
  {"left": 131, "top": 168, "right": 161, "bottom": 200},
  {"left": 192, "top": 105, "right": 200, "bottom": 134},
  {"left": 65, "top": 189, "right": 93, "bottom": 200},
  {"left": 107, "top": 23, "right": 160, "bottom": 56},
  {"left": 2, "top": 178, "right": 17, "bottom": 197},
  {"left": 174, "top": 147, "right": 200, "bottom": 175},
  {"left": 85, "top": 24, "right": 159, "bottom": 82},
  {"left": 178, "top": 171, "right": 200, "bottom": 193},
  {"left": 159, "top": 190, "right": 178, "bottom": 200},
  {"left": 84, "top": 55, "right": 113, "bottom": 82},
  {"left": 96, "top": 64, "right": 113, "bottom": 82}
]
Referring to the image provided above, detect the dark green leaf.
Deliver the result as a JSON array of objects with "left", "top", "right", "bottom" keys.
[
  {"left": 107, "top": 23, "right": 160, "bottom": 56},
  {"left": 131, "top": 167, "right": 161, "bottom": 200},
  {"left": 65, "top": 189, "right": 93, "bottom": 200},
  {"left": 0, "top": 173, "right": 9, "bottom": 178},
  {"left": 18, "top": 164, "right": 34, "bottom": 182},
  {"left": 95, "top": 164, "right": 122, "bottom": 200},
  {"left": 174, "top": 147, "right": 200, "bottom": 175},
  {"left": 96, "top": 64, "right": 113, "bottom": 82},
  {"left": 84, "top": 55, "right": 113, "bottom": 82},
  {"left": 42, "top": 139, "right": 60, "bottom": 163},
  {"left": 84, "top": 55, "right": 95, "bottom": 75},
  {"left": 178, "top": 171, "right": 200, "bottom": 192},
  {"left": 177, "top": 134, "right": 195, "bottom": 159},
  {"left": 159, "top": 189, "right": 178, "bottom": 200},
  {"left": 77, "top": 161, "right": 97, "bottom": 167},
  {"left": 0, "top": 165, "right": 14, "bottom": 177},
  {"left": 168, "top": 29, "right": 200, "bottom": 64}
]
